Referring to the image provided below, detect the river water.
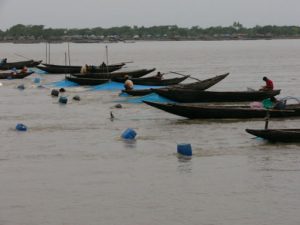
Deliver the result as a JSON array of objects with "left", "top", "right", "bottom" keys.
[{"left": 0, "top": 40, "right": 300, "bottom": 225}]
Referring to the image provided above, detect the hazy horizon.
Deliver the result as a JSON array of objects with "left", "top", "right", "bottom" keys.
[{"left": 1, "top": 0, "right": 300, "bottom": 30}]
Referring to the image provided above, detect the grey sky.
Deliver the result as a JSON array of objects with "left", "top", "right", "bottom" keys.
[{"left": 1, "top": 0, "right": 300, "bottom": 30}]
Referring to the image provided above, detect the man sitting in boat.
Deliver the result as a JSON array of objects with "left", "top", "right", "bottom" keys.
[
  {"left": 20, "top": 66, "right": 28, "bottom": 74},
  {"left": 155, "top": 71, "right": 164, "bottom": 80},
  {"left": 124, "top": 75, "right": 134, "bottom": 91},
  {"left": 260, "top": 76, "right": 274, "bottom": 91},
  {"left": 100, "top": 61, "right": 106, "bottom": 67}
]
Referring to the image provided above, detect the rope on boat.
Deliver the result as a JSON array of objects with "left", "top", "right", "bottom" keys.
[{"left": 280, "top": 96, "right": 300, "bottom": 103}]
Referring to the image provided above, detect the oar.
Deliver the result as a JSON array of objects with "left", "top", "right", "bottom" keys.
[
  {"left": 121, "top": 61, "right": 134, "bottom": 64},
  {"left": 169, "top": 71, "right": 202, "bottom": 82},
  {"left": 14, "top": 53, "right": 32, "bottom": 60}
]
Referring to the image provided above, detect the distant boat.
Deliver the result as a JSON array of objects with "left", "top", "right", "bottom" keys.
[
  {"left": 71, "top": 68, "right": 156, "bottom": 79},
  {"left": 246, "top": 129, "right": 300, "bottom": 142},
  {"left": 0, "top": 60, "right": 42, "bottom": 70},
  {"left": 0, "top": 71, "right": 34, "bottom": 79},
  {"left": 65, "top": 76, "right": 109, "bottom": 85},
  {"left": 113, "top": 75, "right": 189, "bottom": 86},
  {"left": 36, "top": 62, "right": 125, "bottom": 74},
  {"left": 65, "top": 74, "right": 188, "bottom": 86},
  {"left": 122, "top": 73, "right": 229, "bottom": 96}
]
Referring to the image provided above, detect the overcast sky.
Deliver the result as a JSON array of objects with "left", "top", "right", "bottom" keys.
[{"left": 1, "top": 0, "right": 300, "bottom": 30}]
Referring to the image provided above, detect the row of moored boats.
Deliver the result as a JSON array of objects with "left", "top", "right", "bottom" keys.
[{"left": 1, "top": 58, "right": 299, "bottom": 142}]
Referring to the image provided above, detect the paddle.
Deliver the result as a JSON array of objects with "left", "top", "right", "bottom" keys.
[{"left": 169, "top": 71, "right": 201, "bottom": 82}]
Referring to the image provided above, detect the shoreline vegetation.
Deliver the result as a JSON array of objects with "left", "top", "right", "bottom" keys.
[{"left": 1, "top": 22, "right": 300, "bottom": 43}]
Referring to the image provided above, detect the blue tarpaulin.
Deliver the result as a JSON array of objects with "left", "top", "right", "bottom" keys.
[
  {"left": 115, "top": 93, "right": 175, "bottom": 104},
  {"left": 47, "top": 79, "right": 165, "bottom": 90},
  {"left": 91, "top": 81, "right": 164, "bottom": 91}
]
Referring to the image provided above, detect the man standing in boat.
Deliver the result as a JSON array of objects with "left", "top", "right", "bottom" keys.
[{"left": 80, "top": 64, "right": 88, "bottom": 74}]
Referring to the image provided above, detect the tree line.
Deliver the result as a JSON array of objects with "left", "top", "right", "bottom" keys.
[{"left": 1, "top": 23, "right": 300, "bottom": 42}]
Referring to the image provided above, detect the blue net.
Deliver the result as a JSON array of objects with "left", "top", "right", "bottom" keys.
[
  {"left": 47, "top": 79, "right": 79, "bottom": 88},
  {"left": 115, "top": 93, "right": 175, "bottom": 104},
  {"left": 29, "top": 68, "right": 48, "bottom": 74}
]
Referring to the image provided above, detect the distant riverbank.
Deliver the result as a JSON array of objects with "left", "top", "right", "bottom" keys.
[
  {"left": 2, "top": 23, "right": 300, "bottom": 44},
  {"left": 1, "top": 36, "right": 300, "bottom": 44}
]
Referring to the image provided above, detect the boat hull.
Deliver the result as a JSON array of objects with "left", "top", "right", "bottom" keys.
[
  {"left": 246, "top": 129, "right": 300, "bottom": 142},
  {"left": 143, "top": 101, "right": 300, "bottom": 119},
  {"left": 153, "top": 89, "right": 281, "bottom": 103}
]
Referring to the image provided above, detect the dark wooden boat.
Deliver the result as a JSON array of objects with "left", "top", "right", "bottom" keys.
[
  {"left": 65, "top": 76, "right": 109, "bottom": 85},
  {"left": 0, "top": 71, "right": 34, "bottom": 79},
  {"left": 246, "top": 129, "right": 300, "bottom": 142},
  {"left": 0, "top": 60, "right": 42, "bottom": 70},
  {"left": 36, "top": 62, "right": 125, "bottom": 74},
  {"left": 113, "top": 75, "right": 189, "bottom": 86},
  {"left": 71, "top": 68, "right": 156, "bottom": 79},
  {"left": 122, "top": 73, "right": 229, "bottom": 96},
  {"left": 153, "top": 89, "right": 281, "bottom": 103},
  {"left": 143, "top": 101, "right": 300, "bottom": 119}
]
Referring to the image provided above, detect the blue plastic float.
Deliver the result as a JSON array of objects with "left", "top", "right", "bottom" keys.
[
  {"left": 16, "top": 123, "right": 27, "bottom": 131},
  {"left": 121, "top": 128, "right": 137, "bottom": 140},
  {"left": 59, "top": 96, "right": 68, "bottom": 104},
  {"left": 177, "top": 143, "right": 192, "bottom": 156}
]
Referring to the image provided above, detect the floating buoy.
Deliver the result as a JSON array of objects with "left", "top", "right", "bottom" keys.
[
  {"left": 17, "top": 84, "right": 25, "bottom": 90},
  {"left": 59, "top": 96, "right": 68, "bottom": 104},
  {"left": 177, "top": 143, "right": 192, "bottom": 156},
  {"left": 73, "top": 95, "right": 81, "bottom": 101},
  {"left": 16, "top": 123, "right": 27, "bottom": 131},
  {"left": 115, "top": 103, "right": 122, "bottom": 108},
  {"left": 51, "top": 89, "right": 59, "bottom": 97},
  {"left": 33, "top": 77, "right": 41, "bottom": 84},
  {"left": 121, "top": 128, "right": 137, "bottom": 140}
]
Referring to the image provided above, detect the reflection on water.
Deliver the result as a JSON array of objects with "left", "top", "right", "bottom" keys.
[{"left": 1, "top": 41, "right": 300, "bottom": 225}]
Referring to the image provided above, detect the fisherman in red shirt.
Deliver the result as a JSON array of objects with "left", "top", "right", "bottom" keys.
[{"left": 260, "top": 76, "right": 274, "bottom": 90}]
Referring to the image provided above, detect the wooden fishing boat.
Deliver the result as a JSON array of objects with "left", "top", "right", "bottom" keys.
[
  {"left": 0, "top": 71, "right": 34, "bottom": 79},
  {"left": 143, "top": 101, "right": 300, "bottom": 119},
  {"left": 113, "top": 75, "right": 189, "bottom": 86},
  {"left": 71, "top": 68, "right": 156, "bottom": 79},
  {"left": 36, "top": 62, "right": 125, "bottom": 74},
  {"left": 153, "top": 89, "right": 281, "bottom": 103},
  {"left": 65, "top": 75, "right": 109, "bottom": 85},
  {"left": 122, "top": 73, "right": 229, "bottom": 96},
  {"left": 0, "top": 60, "right": 42, "bottom": 70},
  {"left": 246, "top": 129, "right": 300, "bottom": 142}
]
